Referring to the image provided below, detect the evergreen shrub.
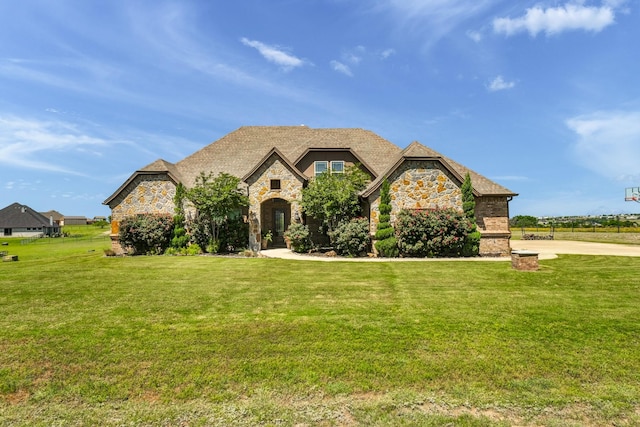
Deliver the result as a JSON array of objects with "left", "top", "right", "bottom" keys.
[
  {"left": 396, "top": 208, "right": 474, "bottom": 257},
  {"left": 118, "top": 214, "right": 174, "bottom": 255},
  {"left": 330, "top": 217, "right": 371, "bottom": 257},
  {"left": 284, "top": 223, "right": 312, "bottom": 253}
]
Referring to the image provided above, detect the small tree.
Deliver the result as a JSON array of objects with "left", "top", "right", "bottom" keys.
[
  {"left": 374, "top": 179, "right": 398, "bottom": 257},
  {"left": 461, "top": 172, "right": 475, "bottom": 224},
  {"left": 460, "top": 173, "right": 481, "bottom": 256},
  {"left": 118, "top": 213, "right": 174, "bottom": 255},
  {"left": 185, "top": 172, "right": 248, "bottom": 253},
  {"left": 301, "top": 165, "right": 369, "bottom": 233}
]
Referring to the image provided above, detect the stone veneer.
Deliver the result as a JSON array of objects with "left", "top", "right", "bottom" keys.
[
  {"left": 368, "top": 161, "right": 512, "bottom": 257},
  {"left": 245, "top": 157, "right": 304, "bottom": 251},
  {"left": 369, "top": 161, "right": 463, "bottom": 234},
  {"left": 107, "top": 174, "right": 177, "bottom": 253}
]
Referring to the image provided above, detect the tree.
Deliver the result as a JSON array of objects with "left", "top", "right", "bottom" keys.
[
  {"left": 461, "top": 172, "right": 475, "bottom": 224},
  {"left": 511, "top": 215, "right": 538, "bottom": 228},
  {"left": 301, "top": 165, "right": 369, "bottom": 232},
  {"left": 185, "top": 172, "right": 248, "bottom": 253},
  {"left": 374, "top": 179, "right": 398, "bottom": 257}
]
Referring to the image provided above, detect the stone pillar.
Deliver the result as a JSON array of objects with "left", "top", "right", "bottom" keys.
[{"left": 511, "top": 250, "right": 539, "bottom": 271}]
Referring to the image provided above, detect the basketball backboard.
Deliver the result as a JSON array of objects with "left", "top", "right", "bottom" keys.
[{"left": 625, "top": 187, "right": 640, "bottom": 202}]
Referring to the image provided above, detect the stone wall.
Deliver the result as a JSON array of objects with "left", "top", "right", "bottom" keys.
[
  {"left": 245, "top": 157, "right": 304, "bottom": 251},
  {"left": 369, "top": 160, "right": 463, "bottom": 234},
  {"left": 106, "top": 174, "right": 177, "bottom": 254},
  {"left": 368, "top": 161, "right": 512, "bottom": 257}
]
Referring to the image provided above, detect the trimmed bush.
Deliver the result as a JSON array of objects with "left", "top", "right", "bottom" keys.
[
  {"left": 374, "top": 179, "right": 399, "bottom": 257},
  {"left": 330, "top": 217, "right": 371, "bottom": 257},
  {"left": 284, "top": 223, "right": 312, "bottom": 253},
  {"left": 396, "top": 208, "right": 474, "bottom": 257},
  {"left": 462, "top": 231, "right": 481, "bottom": 257},
  {"left": 118, "top": 214, "right": 174, "bottom": 255}
]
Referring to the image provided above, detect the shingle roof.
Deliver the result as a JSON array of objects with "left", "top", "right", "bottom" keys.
[
  {"left": 0, "top": 203, "right": 52, "bottom": 228},
  {"left": 104, "top": 126, "right": 516, "bottom": 206},
  {"left": 175, "top": 126, "right": 401, "bottom": 186},
  {"left": 362, "top": 140, "right": 517, "bottom": 197}
]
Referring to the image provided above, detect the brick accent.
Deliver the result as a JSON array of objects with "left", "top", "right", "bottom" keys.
[{"left": 511, "top": 251, "right": 539, "bottom": 271}]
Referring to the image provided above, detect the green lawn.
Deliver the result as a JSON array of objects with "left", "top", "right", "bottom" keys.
[{"left": 1, "top": 229, "right": 639, "bottom": 426}]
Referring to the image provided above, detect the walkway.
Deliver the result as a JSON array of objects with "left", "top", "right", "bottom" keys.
[{"left": 260, "top": 240, "right": 640, "bottom": 262}]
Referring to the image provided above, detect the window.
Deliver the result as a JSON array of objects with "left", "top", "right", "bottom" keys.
[
  {"left": 331, "top": 161, "right": 344, "bottom": 174},
  {"left": 270, "top": 179, "right": 281, "bottom": 190},
  {"left": 314, "top": 161, "right": 328, "bottom": 176}
]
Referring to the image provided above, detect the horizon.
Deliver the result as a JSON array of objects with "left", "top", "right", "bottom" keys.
[{"left": 1, "top": 1, "right": 639, "bottom": 218}]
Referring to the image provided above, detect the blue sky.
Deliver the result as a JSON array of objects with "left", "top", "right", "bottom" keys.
[{"left": 1, "top": 0, "right": 639, "bottom": 218}]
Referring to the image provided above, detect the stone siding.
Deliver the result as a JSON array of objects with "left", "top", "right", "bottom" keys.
[
  {"left": 106, "top": 174, "right": 176, "bottom": 254},
  {"left": 368, "top": 161, "right": 512, "bottom": 257},
  {"left": 370, "top": 161, "right": 463, "bottom": 234},
  {"left": 245, "top": 157, "right": 304, "bottom": 251}
]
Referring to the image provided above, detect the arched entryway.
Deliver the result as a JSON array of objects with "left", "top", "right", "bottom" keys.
[{"left": 260, "top": 198, "right": 291, "bottom": 248}]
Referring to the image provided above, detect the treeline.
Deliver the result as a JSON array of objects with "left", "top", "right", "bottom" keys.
[{"left": 511, "top": 215, "right": 639, "bottom": 229}]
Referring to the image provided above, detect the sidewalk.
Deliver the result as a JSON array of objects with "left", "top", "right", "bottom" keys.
[{"left": 261, "top": 240, "right": 640, "bottom": 261}]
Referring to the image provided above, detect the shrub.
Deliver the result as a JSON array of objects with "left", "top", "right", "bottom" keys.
[
  {"left": 170, "top": 215, "right": 190, "bottom": 249},
  {"left": 374, "top": 179, "right": 398, "bottom": 257},
  {"left": 396, "top": 208, "right": 474, "bottom": 257},
  {"left": 329, "top": 217, "right": 371, "bottom": 257},
  {"left": 284, "top": 223, "right": 312, "bottom": 253},
  {"left": 118, "top": 214, "right": 174, "bottom": 255},
  {"left": 462, "top": 231, "right": 481, "bottom": 257}
]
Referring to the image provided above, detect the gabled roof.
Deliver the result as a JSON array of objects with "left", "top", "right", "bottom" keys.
[
  {"left": 103, "top": 158, "right": 182, "bottom": 205},
  {"left": 362, "top": 141, "right": 517, "bottom": 198},
  {"left": 175, "top": 126, "right": 401, "bottom": 187},
  {"left": 241, "top": 147, "right": 308, "bottom": 182},
  {"left": 0, "top": 203, "right": 53, "bottom": 228},
  {"left": 41, "top": 210, "right": 64, "bottom": 221},
  {"left": 104, "top": 126, "right": 517, "bottom": 206}
]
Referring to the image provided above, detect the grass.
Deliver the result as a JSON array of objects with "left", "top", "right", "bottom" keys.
[{"left": 1, "top": 228, "right": 639, "bottom": 425}]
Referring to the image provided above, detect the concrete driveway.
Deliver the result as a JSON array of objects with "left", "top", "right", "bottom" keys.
[
  {"left": 510, "top": 240, "right": 640, "bottom": 258},
  {"left": 261, "top": 240, "right": 640, "bottom": 261}
]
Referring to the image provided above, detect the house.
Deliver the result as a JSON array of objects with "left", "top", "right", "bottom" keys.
[
  {"left": 40, "top": 210, "right": 64, "bottom": 226},
  {"left": 104, "top": 126, "right": 517, "bottom": 256},
  {"left": 0, "top": 203, "right": 61, "bottom": 237},
  {"left": 61, "top": 216, "right": 88, "bottom": 226}
]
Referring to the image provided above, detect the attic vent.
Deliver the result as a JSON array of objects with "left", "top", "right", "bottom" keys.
[{"left": 21, "top": 206, "right": 26, "bottom": 213}]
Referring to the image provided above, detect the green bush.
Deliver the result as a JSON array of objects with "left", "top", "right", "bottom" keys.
[
  {"left": 396, "top": 208, "right": 474, "bottom": 257},
  {"left": 118, "top": 214, "right": 174, "bottom": 255},
  {"left": 462, "top": 231, "right": 481, "bottom": 257},
  {"left": 284, "top": 223, "right": 312, "bottom": 253},
  {"left": 170, "top": 215, "right": 190, "bottom": 249},
  {"left": 329, "top": 217, "right": 371, "bottom": 257},
  {"left": 374, "top": 235, "right": 398, "bottom": 258},
  {"left": 374, "top": 179, "right": 399, "bottom": 257}
]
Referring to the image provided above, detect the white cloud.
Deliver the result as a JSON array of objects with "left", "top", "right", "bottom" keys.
[
  {"left": 567, "top": 111, "right": 640, "bottom": 181},
  {"left": 380, "top": 48, "right": 396, "bottom": 59},
  {"left": 330, "top": 60, "right": 353, "bottom": 77},
  {"left": 372, "top": 0, "right": 497, "bottom": 48},
  {"left": 466, "top": 30, "right": 483, "bottom": 42},
  {"left": 493, "top": 3, "right": 617, "bottom": 37},
  {"left": 0, "top": 116, "right": 107, "bottom": 174},
  {"left": 487, "top": 75, "right": 515, "bottom": 91},
  {"left": 240, "top": 37, "right": 306, "bottom": 71}
]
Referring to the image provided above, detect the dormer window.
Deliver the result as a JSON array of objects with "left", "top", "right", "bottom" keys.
[
  {"left": 314, "top": 161, "right": 328, "bottom": 176},
  {"left": 330, "top": 161, "right": 344, "bottom": 174},
  {"left": 314, "top": 160, "right": 344, "bottom": 176}
]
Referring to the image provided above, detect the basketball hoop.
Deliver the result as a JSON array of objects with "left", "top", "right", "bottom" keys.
[{"left": 625, "top": 187, "right": 640, "bottom": 203}]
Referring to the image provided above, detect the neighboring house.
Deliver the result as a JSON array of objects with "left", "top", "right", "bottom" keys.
[
  {"left": 0, "top": 203, "right": 60, "bottom": 237},
  {"left": 61, "top": 216, "right": 87, "bottom": 226},
  {"left": 41, "top": 210, "right": 64, "bottom": 226},
  {"left": 104, "top": 126, "right": 517, "bottom": 256}
]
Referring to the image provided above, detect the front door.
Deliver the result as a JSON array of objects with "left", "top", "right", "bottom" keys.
[{"left": 274, "top": 209, "right": 286, "bottom": 246}]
